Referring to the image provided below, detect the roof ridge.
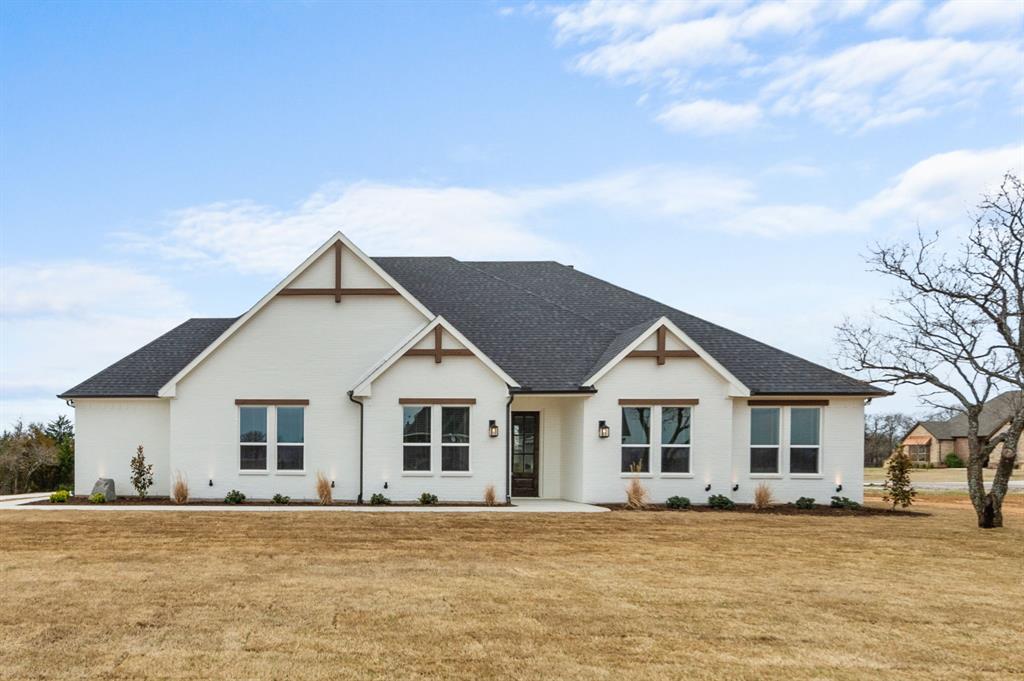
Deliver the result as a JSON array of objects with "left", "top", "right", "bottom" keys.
[{"left": 455, "top": 260, "right": 621, "bottom": 334}]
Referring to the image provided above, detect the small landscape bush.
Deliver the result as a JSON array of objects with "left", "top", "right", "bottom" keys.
[
  {"left": 272, "top": 493, "right": 290, "bottom": 505},
  {"left": 707, "top": 494, "right": 734, "bottom": 510},
  {"left": 224, "top": 489, "right": 246, "bottom": 504},
  {"left": 129, "top": 444, "right": 154, "bottom": 498},
  {"left": 943, "top": 453, "right": 964, "bottom": 468},
  {"left": 884, "top": 448, "right": 916, "bottom": 509},
  {"left": 88, "top": 492, "right": 106, "bottom": 504},
  {"left": 171, "top": 471, "right": 189, "bottom": 504},
  {"left": 316, "top": 471, "right": 332, "bottom": 505},
  {"left": 753, "top": 482, "right": 774, "bottom": 509},
  {"left": 419, "top": 492, "right": 438, "bottom": 505},
  {"left": 483, "top": 484, "right": 497, "bottom": 506},
  {"left": 666, "top": 495, "right": 691, "bottom": 510},
  {"left": 624, "top": 477, "right": 649, "bottom": 509},
  {"left": 830, "top": 495, "right": 860, "bottom": 510},
  {"left": 795, "top": 496, "right": 815, "bottom": 510},
  {"left": 49, "top": 490, "right": 70, "bottom": 503},
  {"left": 370, "top": 493, "right": 391, "bottom": 505}
]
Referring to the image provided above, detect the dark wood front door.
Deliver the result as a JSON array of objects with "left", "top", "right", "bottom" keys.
[{"left": 511, "top": 412, "right": 540, "bottom": 497}]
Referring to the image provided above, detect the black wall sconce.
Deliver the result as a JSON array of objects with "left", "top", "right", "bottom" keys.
[
  {"left": 732, "top": 483, "right": 739, "bottom": 492},
  {"left": 598, "top": 420, "right": 610, "bottom": 438},
  {"left": 383, "top": 481, "right": 389, "bottom": 489},
  {"left": 835, "top": 483, "right": 843, "bottom": 493},
  {"left": 208, "top": 479, "right": 213, "bottom": 487},
  {"left": 489, "top": 420, "right": 499, "bottom": 437},
  {"left": 331, "top": 480, "right": 336, "bottom": 488},
  {"left": 704, "top": 484, "right": 711, "bottom": 492}
]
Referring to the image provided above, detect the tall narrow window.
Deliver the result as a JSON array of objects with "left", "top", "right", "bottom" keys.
[
  {"left": 790, "top": 407, "right": 821, "bottom": 474},
  {"left": 750, "top": 407, "right": 780, "bottom": 474},
  {"left": 621, "top": 407, "right": 651, "bottom": 473},
  {"left": 277, "top": 406, "right": 305, "bottom": 471},
  {"left": 239, "top": 406, "right": 268, "bottom": 470},
  {"left": 403, "top": 406, "right": 431, "bottom": 472},
  {"left": 441, "top": 406, "right": 470, "bottom": 472},
  {"left": 661, "top": 406, "right": 691, "bottom": 473}
]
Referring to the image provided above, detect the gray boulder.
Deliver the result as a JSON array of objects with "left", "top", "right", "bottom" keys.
[{"left": 91, "top": 478, "right": 116, "bottom": 501}]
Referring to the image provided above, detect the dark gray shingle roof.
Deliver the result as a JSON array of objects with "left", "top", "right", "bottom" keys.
[
  {"left": 920, "top": 391, "right": 1022, "bottom": 439},
  {"left": 376, "top": 258, "right": 886, "bottom": 395},
  {"left": 59, "top": 258, "right": 886, "bottom": 398},
  {"left": 59, "top": 318, "right": 236, "bottom": 398}
]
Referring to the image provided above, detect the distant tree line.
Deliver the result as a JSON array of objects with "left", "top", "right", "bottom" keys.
[
  {"left": 0, "top": 415, "right": 74, "bottom": 495},
  {"left": 864, "top": 413, "right": 915, "bottom": 467}
]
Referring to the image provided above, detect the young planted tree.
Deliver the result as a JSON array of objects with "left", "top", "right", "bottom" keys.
[
  {"left": 837, "top": 174, "right": 1023, "bottom": 528},
  {"left": 883, "top": 448, "right": 916, "bottom": 509},
  {"left": 129, "top": 445, "right": 154, "bottom": 498}
]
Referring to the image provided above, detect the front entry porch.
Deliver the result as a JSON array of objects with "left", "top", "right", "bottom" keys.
[{"left": 509, "top": 394, "right": 588, "bottom": 502}]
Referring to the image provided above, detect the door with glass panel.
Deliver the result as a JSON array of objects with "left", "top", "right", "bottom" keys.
[{"left": 511, "top": 412, "right": 539, "bottom": 497}]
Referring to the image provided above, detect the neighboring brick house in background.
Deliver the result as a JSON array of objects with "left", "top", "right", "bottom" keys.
[{"left": 900, "top": 391, "right": 1023, "bottom": 467}]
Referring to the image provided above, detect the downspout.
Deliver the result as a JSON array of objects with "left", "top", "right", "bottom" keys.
[
  {"left": 347, "top": 391, "right": 364, "bottom": 504},
  {"left": 505, "top": 391, "right": 514, "bottom": 504}
]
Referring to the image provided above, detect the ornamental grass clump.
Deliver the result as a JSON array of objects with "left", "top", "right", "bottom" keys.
[
  {"left": 483, "top": 484, "right": 497, "bottom": 506},
  {"left": 171, "top": 471, "right": 189, "bottom": 504},
  {"left": 625, "top": 477, "right": 649, "bottom": 510},
  {"left": 316, "top": 471, "right": 332, "bottom": 505},
  {"left": 753, "top": 482, "right": 775, "bottom": 510}
]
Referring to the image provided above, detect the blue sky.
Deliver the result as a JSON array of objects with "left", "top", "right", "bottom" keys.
[{"left": 2, "top": 0, "right": 1022, "bottom": 425}]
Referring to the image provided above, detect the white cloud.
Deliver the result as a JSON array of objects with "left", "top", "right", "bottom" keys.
[
  {"left": 926, "top": 0, "right": 1024, "bottom": 36},
  {"left": 763, "top": 38, "right": 1023, "bottom": 131},
  {"left": 551, "top": 0, "right": 732, "bottom": 44},
  {"left": 656, "top": 99, "right": 762, "bottom": 134},
  {"left": 866, "top": 1, "right": 924, "bottom": 31},
  {"left": 0, "top": 263, "right": 190, "bottom": 427}
]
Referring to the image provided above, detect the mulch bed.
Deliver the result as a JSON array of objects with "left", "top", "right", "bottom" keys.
[
  {"left": 29, "top": 496, "right": 511, "bottom": 508},
  {"left": 601, "top": 503, "right": 928, "bottom": 516}
]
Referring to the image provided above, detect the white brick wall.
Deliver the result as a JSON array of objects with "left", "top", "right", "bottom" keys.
[{"left": 74, "top": 398, "right": 170, "bottom": 497}]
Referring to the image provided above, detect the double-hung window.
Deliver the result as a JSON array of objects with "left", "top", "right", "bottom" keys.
[
  {"left": 402, "top": 406, "right": 432, "bottom": 472},
  {"left": 621, "top": 407, "right": 651, "bottom": 473},
  {"left": 441, "top": 406, "right": 470, "bottom": 472},
  {"left": 789, "top": 408, "right": 821, "bottom": 474},
  {"left": 750, "top": 407, "right": 781, "bottom": 474},
  {"left": 660, "top": 406, "right": 692, "bottom": 474},
  {"left": 276, "top": 406, "right": 305, "bottom": 471},
  {"left": 239, "top": 407, "right": 268, "bottom": 470}
]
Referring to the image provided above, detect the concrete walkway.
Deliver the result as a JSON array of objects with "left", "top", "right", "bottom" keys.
[{"left": 0, "top": 496, "right": 608, "bottom": 513}]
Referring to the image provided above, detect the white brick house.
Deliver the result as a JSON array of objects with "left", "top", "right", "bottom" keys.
[{"left": 61, "top": 233, "right": 886, "bottom": 505}]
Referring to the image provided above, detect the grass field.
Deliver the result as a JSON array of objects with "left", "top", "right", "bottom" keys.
[{"left": 1, "top": 492, "right": 1021, "bottom": 680}]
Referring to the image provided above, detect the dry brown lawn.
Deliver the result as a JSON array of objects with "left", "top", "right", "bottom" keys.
[{"left": 1, "top": 492, "right": 1022, "bottom": 681}]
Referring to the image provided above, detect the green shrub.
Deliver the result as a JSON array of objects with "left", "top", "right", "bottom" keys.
[
  {"left": 370, "top": 493, "right": 391, "bottom": 505},
  {"left": 88, "top": 492, "right": 106, "bottom": 504},
  {"left": 419, "top": 492, "right": 438, "bottom": 505},
  {"left": 49, "top": 490, "right": 70, "bottom": 503},
  {"left": 884, "top": 448, "right": 916, "bottom": 509},
  {"left": 795, "top": 496, "right": 815, "bottom": 510},
  {"left": 666, "top": 495, "right": 691, "bottom": 509},
  {"left": 224, "top": 489, "right": 246, "bottom": 504},
  {"left": 943, "top": 453, "right": 964, "bottom": 468},
  {"left": 707, "top": 494, "right": 735, "bottom": 510},
  {"left": 830, "top": 495, "right": 860, "bottom": 510},
  {"left": 272, "top": 493, "right": 290, "bottom": 505},
  {"left": 129, "top": 444, "right": 154, "bottom": 498}
]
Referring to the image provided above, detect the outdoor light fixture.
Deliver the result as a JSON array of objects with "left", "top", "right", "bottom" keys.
[
  {"left": 489, "top": 420, "right": 499, "bottom": 437},
  {"left": 835, "top": 484, "right": 843, "bottom": 493},
  {"left": 598, "top": 420, "right": 610, "bottom": 438},
  {"left": 732, "top": 483, "right": 739, "bottom": 492},
  {"left": 704, "top": 484, "right": 711, "bottom": 492},
  {"left": 331, "top": 480, "right": 336, "bottom": 488},
  {"left": 208, "top": 479, "right": 213, "bottom": 487},
  {"left": 384, "top": 481, "right": 389, "bottom": 489}
]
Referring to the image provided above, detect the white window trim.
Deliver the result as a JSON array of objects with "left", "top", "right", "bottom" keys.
[
  {"left": 788, "top": 406, "right": 823, "bottom": 476},
  {"left": 276, "top": 406, "right": 305, "bottom": 474},
  {"left": 440, "top": 406, "right": 472, "bottom": 474},
  {"left": 659, "top": 405, "right": 693, "bottom": 477},
  {"left": 402, "top": 404, "right": 434, "bottom": 474},
  {"left": 748, "top": 405, "right": 825, "bottom": 478},
  {"left": 238, "top": 405, "right": 269, "bottom": 473},
  {"left": 620, "top": 406, "right": 652, "bottom": 474},
  {"left": 238, "top": 404, "right": 308, "bottom": 475}
]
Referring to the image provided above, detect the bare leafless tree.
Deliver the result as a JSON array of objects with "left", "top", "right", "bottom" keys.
[{"left": 836, "top": 173, "right": 1023, "bottom": 528}]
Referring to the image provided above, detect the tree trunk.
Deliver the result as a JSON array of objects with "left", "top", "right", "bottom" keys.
[{"left": 978, "top": 424, "right": 1021, "bottom": 528}]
